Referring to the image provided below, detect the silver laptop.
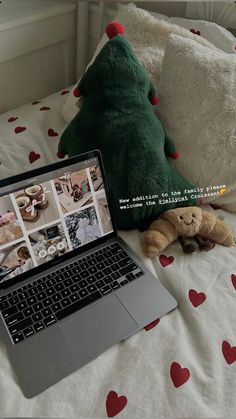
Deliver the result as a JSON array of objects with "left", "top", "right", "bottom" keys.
[{"left": 0, "top": 150, "right": 177, "bottom": 398}]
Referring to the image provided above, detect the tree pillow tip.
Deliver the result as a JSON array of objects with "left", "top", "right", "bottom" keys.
[
  {"left": 106, "top": 22, "right": 125, "bottom": 39},
  {"left": 150, "top": 95, "right": 159, "bottom": 106},
  {"left": 73, "top": 88, "right": 81, "bottom": 98},
  {"left": 170, "top": 151, "right": 180, "bottom": 159}
]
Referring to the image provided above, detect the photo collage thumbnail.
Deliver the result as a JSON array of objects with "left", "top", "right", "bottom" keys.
[{"left": 0, "top": 165, "right": 113, "bottom": 283}]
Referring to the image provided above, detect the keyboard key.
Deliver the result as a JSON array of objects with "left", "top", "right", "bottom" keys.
[
  {"left": 12, "top": 332, "right": 24, "bottom": 344},
  {"left": 51, "top": 302, "right": 62, "bottom": 312},
  {"left": 2, "top": 306, "right": 17, "bottom": 319},
  {"left": 6, "top": 312, "right": 24, "bottom": 326},
  {"left": 55, "top": 283, "right": 64, "bottom": 292},
  {"left": 80, "top": 270, "right": 89, "bottom": 279},
  {"left": 42, "top": 308, "right": 52, "bottom": 317},
  {"left": 100, "top": 286, "right": 112, "bottom": 296},
  {"left": 61, "top": 298, "right": 71, "bottom": 308},
  {"left": 70, "top": 284, "right": 79, "bottom": 293},
  {"left": 18, "top": 301, "right": 28, "bottom": 311},
  {"left": 56, "top": 291, "right": 102, "bottom": 321},
  {"left": 43, "top": 297, "right": 53, "bottom": 307},
  {"left": 33, "top": 302, "right": 43, "bottom": 311},
  {"left": 23, "top": 307, "right": 34, "bottom": 317},
  {"left": 46, "top": 287, "right": 55, "bottom": 296},
  {"left": 44, "top": 315, "right": 57, "bottom": 327},
  {"left": 70, "top": 293, "right": 80, "bottom": 302},
  {"left": 27, "top": 296, "right": 37, "bottom": 305},
  {"left": 72, "top": 274, "right": 81, "bottom": 282},
  {"left": 86, "top": 275, "right": 96, "bottom": 284},
  {"left": 111, "top": 255, "right": 120, "bottom": 263},
  {"left": 88, "top": 266, "right": 97, "bottom": 275},
  {"left": 46, "top": 278, "right": 55, "bottom": 287},
  {"left": 110, "top": 263, "right": 120, "bottom": 272},
  {"left": 80, "top": 262, "right": 89, "bottom": 270},
  {"left": 135, "top": 270, "right": 144, "bottom": 278},
  {"left": 126, "top": 272, "right": 136, "bottom": 281},
  {"left": 118, "top": 257, "right": 132, "bottom": 267},
  {"left": 63, "top": 278, "right": 73, "bottom": 287},
  {"left": 34, "top": 321, "right": 45, "bottom": 332},
  {"left": 9, "top": 317, "right": 33, "bottom": 335},
  {"left": 32, "top": 312, "right": 43, "bottom": 322},
  {"left": 95, "top": 271, "right": 104, "bottom": 280},
  {"left": 104, "top": 275, "right": 113, "bottom": 284},
  {"left": 38, "top": 283, "right": 47, "bottom": 291},
  {"left": 0, "top": 295, "right": 7, "bottom": 302},
  {"left": 111, "top": 281, "right": 120, "bottom": 290},
  {"left": 88, "top": 258, "right": 96, "bottom": 266},
  {"left": 87, "top": 284, "right": 97, "bottom": 294},
  {"left": 78, "top": 279, "right": 88, "bottom": 289},
  {"left": 78, "top": 289, "right": 89, "bottom": 298},
  {"left": 119, "top": 264, "right": 137, "bottom": 276},
  {"left": 18, "top": 291, "right": 29, "bottom": 301},
  {"left": 111, "top": 271, "right": 121, "bottom": 281},
  {"left": 0, "top": 300, "right": 9, "bottom": 311},
  {"left": 9, "top": 296, "right": 19, "bottom": 305},
  {"left": 61, "top": 289, "right": 71, "bottom": 298},
  {"left": 52, "top": 293, "right": 61, "bottom": 302},
  {"left": 28, "top": 287, "right": 37, "bottom": 296},
  {"left": 37, "top": 292, "right": 46, "bottom": 301},
  {"left": 120, "top": 279, "right": 129, "bottom": 286},
  {"left": 96, "top": 279, "right": 105, "bottom": 288},
  {"left": 24, "top": 326, "right": 34, "bottom": 338},
  {"left": 103, "top": 267, "right": 112, "bottom": 276}
]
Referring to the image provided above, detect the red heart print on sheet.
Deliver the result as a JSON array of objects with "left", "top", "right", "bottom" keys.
[
  {"left": 210, "top": 204, "right": 221, "bottom": 210},
  {"left": 159, "top": 254, "right": 174, "bottom": 267},
  {"left": 222, "top": 340, "right": 236, "bottom": 365},
  {"left": 15, "top": 126, "right": 26, "bottom": 134},
  {"left": 144, "top": 318, "right": 160, "bottom": 331},
  {"left": 8, "top": 117, "right": 18, "bottom": 123},
  {"left": 188, "top": 289, "right": 206, "bottom": 307},
  {"left": 48, "top": 128, "right": 58, "bottom": 137},
  {"left": 61, "top": 90, "right": 70, "bottom": 95},
  {"left": 170, "top": 362, "right": 190, "bottom": 388},
  {"left": 29, "top": 151, "right": 40, "bottom": 164},
  {"left": 40, "top": 106, "right": 50, "bottom": 111},
  {"left": 231, "top": 274, "right": 236, "bottom": 290},
  {"left": 106, "top": 391, "right": 128, "bottom": 417}
]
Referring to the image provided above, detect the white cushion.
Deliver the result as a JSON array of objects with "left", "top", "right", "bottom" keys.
[
  {"left": 157, "top": 34, "right": 236, "bottom": 210},
  {"left": 62, "top": 3, "right": 219, "bottom": 123}
]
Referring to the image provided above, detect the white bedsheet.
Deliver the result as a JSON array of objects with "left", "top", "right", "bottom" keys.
[{"left": 0, "top": 93, "right": 236, "bottom": 417}]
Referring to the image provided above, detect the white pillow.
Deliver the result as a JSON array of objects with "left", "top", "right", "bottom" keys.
[
  {"left": 157, "top": 34, "right": 236, "bottom": 210},
  {"left": 62, "top": 3, "right": 218, "bottom": 123}
]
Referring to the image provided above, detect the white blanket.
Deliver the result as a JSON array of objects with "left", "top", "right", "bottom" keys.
[{"left": 0, "top": 93, "right": 236, "bottom": 417}]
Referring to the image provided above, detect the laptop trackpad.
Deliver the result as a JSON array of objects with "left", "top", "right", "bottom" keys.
[{"left": 60, "top": 295, "right": 138, "bottom": 366}]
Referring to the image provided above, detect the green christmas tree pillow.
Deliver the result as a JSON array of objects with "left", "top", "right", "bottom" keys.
[{"left": 58, "top": 22, "right": 198, "bottom": 230}]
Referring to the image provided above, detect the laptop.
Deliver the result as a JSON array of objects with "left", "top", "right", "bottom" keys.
[{"left": 0, "top": 150, "right": 177, "bottom": 398}]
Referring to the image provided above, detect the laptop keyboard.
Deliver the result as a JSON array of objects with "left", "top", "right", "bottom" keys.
[{"left": 0, "top": 242, "right": 144, "bottom": 344}]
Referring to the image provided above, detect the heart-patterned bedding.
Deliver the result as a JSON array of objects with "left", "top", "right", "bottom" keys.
[{"left": 0, "top": 91, "right": 236, "bottom": 416}]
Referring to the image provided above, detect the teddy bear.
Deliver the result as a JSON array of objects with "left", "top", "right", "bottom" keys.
[
  {"left": 143, "top": 206, "right": 235, "bottom": 257},
  {"left": 57, "top": 21, "right": 199, "bottom": 230}
]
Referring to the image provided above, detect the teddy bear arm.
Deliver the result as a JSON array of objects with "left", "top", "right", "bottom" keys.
[{"left": 143, "top": 218, "right": 178, "bottom": 257}]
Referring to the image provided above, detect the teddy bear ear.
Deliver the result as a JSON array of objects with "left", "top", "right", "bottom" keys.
[{"left": 105, "top": 21, "right": 125, "bottom": 39}]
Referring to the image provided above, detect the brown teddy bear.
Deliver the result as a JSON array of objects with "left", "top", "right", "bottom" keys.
[{"left": 143, "top": 206, "right": 235, "bottom": 258}]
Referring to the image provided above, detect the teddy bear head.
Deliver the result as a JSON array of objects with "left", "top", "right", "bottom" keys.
[{"left": 162, "top": 206, "right": 202, "bottom": 237}]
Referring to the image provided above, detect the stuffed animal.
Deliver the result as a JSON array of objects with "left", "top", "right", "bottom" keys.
[
  {"left": 58, "top": 21, "right": 198, "bottom": 230},
  {"left": 143, "top": 206, "right": 235, "bottom": 257}
]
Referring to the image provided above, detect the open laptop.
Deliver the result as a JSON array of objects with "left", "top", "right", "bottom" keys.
[{"left": 0, "top": 150, "right": 177, "bottom": 398}]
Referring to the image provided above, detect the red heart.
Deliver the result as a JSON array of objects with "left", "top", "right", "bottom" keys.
[
  {"left": 231, "top": 274, "right": 236, "bottom": 290},
  {"left": 159, "top": 254, "right": 174, "bottom": 267},
  {"left": 29, "top": 151, "right": 40, "bottom": 164},
  {"left": 188, "top": 289, "right": 206, "bottom": 307},
  {"left": 8, "top": 117, "right": 18, "bottom": 123},
  {"left": 40, "top": 106, "right": 50, "bottom": 111},
  {"left": 170, "top": 362, "right": 190, "bottom": 388},
  {"left": 61, "top": 90, "right": 69, "bottom": 95},
  {"left": 222, "top": 340, "right": 236, "bottom": 365},
  {"left": 106, "top": 391, "right": 128, "bottom": 417},
  {"left": 32, "top": 101, "right": 41, "bottom": 105},
  {"left": 48, "top": 128, "right": 58, "bottom": 137},
  {"left": 15, "top": 126, "right": 26, "bottom": 134},
  {"left": 144, "top": 318, "right": 160, "bottom": 331}
]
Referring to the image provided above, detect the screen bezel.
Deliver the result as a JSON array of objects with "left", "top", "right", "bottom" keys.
[{"left": 0, "top": 150, "right": 117, "bottom": 289}]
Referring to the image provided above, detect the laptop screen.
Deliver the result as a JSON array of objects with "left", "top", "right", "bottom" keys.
[{"left": 0, "top": 155, "right": 114, "bottom": 286}]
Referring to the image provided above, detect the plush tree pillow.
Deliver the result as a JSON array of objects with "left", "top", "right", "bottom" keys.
[
  {"left": 157, "top": 34, "right": 236, "bottom": 210},
  {"left": 62, "top": 3, "right": 218, "bottom": 123}
]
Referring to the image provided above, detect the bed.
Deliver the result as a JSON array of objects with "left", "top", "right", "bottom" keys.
[{"left": 0, "top": 2, "right": 236, "bottom": 417}]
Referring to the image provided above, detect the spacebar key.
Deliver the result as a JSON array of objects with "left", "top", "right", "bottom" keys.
[{"left": 55, "top": 291, "right": 102, "bottom": 321}]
